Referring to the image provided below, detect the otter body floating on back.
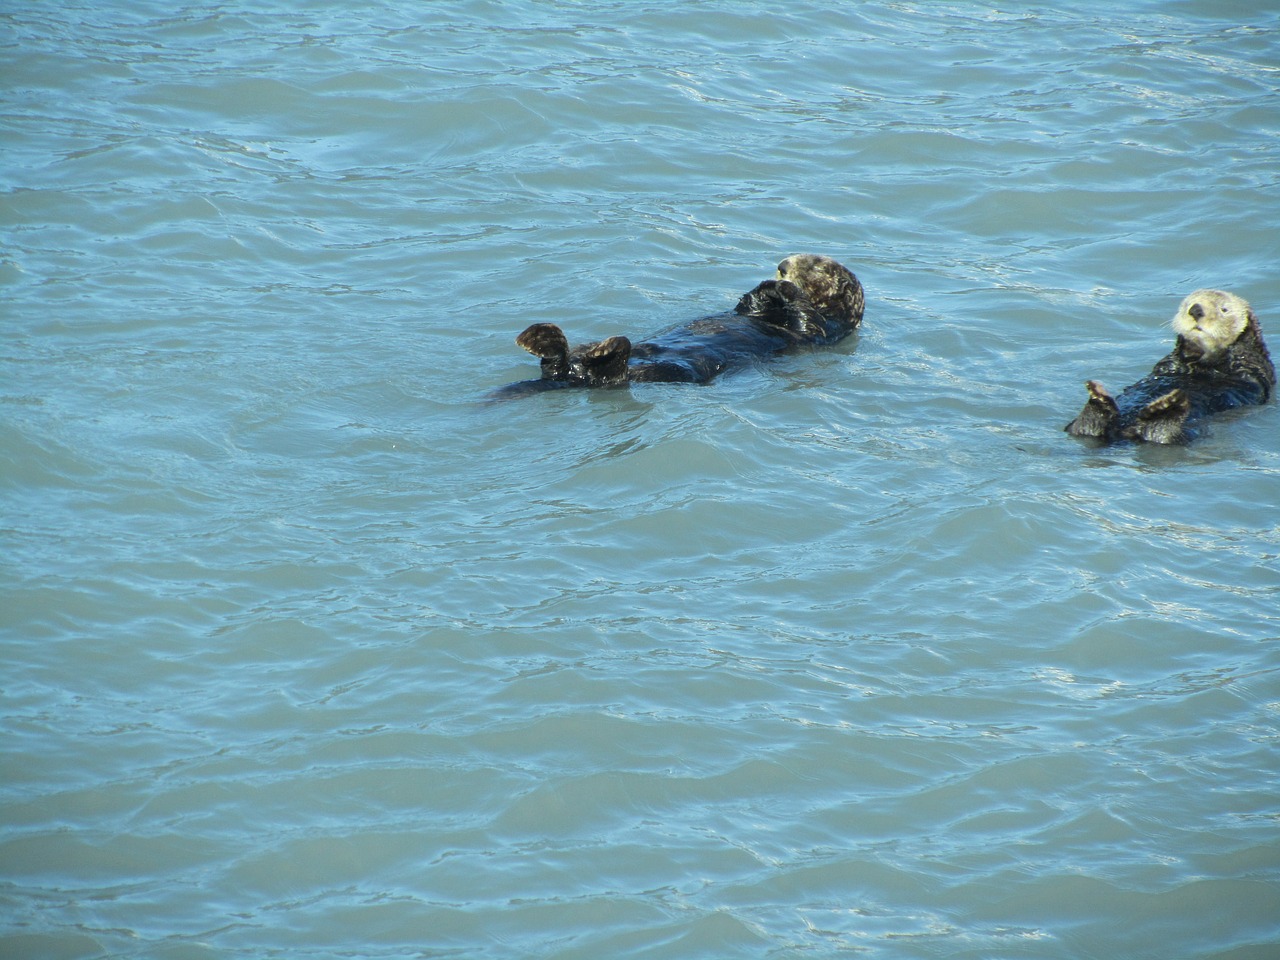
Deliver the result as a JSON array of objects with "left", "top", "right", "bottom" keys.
[
  {"left": 1065, "top": 289, "right": 1275, "bottom": 444},
  {"left": 492, "top": 255, "right": 864, "bottom": 397}
]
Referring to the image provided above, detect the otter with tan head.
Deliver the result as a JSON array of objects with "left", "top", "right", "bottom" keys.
[
  {"left": 1065, "top": 289, "right": 1274, "bottom": 444},
  {"left": 493, "top": 255, "right": 864, "bottom": 396}
]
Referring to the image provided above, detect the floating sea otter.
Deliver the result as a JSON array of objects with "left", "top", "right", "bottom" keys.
[
  {"left": 1065, "top": 289, "right": 1274, "bottom": 444},
  {"left": 492, "top": 255, "right": 863, "bottom": 396}
]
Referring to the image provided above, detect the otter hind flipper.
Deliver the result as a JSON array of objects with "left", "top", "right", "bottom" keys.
[
  {"left": 517, "top": 323, "right": 570, "bottom": 359},
  {"left": 517, "top": 323, "right": 572, "bottom": 379},
  {"left": 1124, "top": 388, "right": 1192, "bottom": 444},
  {"left": 578, "top": 335, "right": 632, "bottom": 385},
  {"left": 1065, "top": 380, "right": 1120, "bottom": 437}
]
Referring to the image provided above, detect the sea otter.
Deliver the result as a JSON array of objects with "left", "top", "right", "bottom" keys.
[
  {"left": 1065, "top": 289, "right": 1274, "bottom": 444},
  {"left": 492, "top": 255, "right": 864, "bottom": 396}
]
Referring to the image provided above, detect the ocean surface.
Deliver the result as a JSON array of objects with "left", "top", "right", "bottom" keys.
[{"left": 3, "top": 2, "right": 1279, "bottom": 957}]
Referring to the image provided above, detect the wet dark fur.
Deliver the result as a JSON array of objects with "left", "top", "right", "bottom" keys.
[
  {"left": 491, "top": 255, "right": 864, "bottom": 398},
  {"left": 1065, "top": 302, "right": 1274, "bottom": 444}
]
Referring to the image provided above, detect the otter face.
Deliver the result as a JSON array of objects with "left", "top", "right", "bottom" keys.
[
  {"left": 1172, "top": 289, "right": 1251, "bottom": 359},
  {"left": 777, "top": 254, "right": 865, "bottom": 327}
]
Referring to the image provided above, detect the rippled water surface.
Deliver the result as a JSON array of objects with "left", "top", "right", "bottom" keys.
[{"left": 4, "top": 2, "right": 1280, "bottom": 957}]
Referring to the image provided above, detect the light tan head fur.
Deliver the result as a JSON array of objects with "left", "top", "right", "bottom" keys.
[{"left": 1172, "top": 288, "right": 1251, "bottom": 359}]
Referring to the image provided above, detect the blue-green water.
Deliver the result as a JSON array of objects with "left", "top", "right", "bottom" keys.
[{"left": 3, "top": 2, "right": 1279, "bottom": 957}]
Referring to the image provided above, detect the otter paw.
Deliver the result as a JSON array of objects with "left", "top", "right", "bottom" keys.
[
  {"left": 1137, "top": 388, "right": 1191, "bottom": 421},
  {"left": 577, "top": 335, "right": 632, "bottom": 384},
  {"left": 1084, "top": 380, "right": 1118, "bottom": 411},
  {"left": 516, "top": 323, "right": 570, "bottom": 359},
  {"left": 1125, "top": 389, "right": 1192, "bottom": 443},
  {"left": 1064, "top": 380, "right": 1120, "bottom": 437}
]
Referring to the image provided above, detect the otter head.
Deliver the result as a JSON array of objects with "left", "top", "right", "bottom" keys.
[
  {"left": 776, "top": 254, "right": 865, "bottom": 328},
  {"left": 1172, "top": 289, "right": 1251, "bottom": 361}
]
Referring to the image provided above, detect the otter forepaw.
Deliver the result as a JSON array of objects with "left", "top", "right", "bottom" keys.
[
  {"left": 736, "top": 279, "right": 825, "bottom": 337},
  {"left": 735, "top": 279, "right": 805, "bottom": 320}
]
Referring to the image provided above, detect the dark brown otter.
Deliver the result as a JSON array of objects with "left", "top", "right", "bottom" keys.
[
  {"left": 492, "top": 255, "right": 864, "bottom": 397},
  {"left": 1065, "top": 289, "right": 1274, "bottom": 444}
]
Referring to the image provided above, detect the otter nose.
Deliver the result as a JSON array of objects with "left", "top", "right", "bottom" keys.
[{"left": 1189, "top": 302, "right": 1205, "bottom": 321}]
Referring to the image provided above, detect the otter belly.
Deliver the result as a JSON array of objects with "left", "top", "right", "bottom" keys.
[
  {"left": 626, "top": 314, "right": 810, "bottom": 384},
  {"left": 1115, "top": 373, "right": 1265, "bottom": 423}
]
